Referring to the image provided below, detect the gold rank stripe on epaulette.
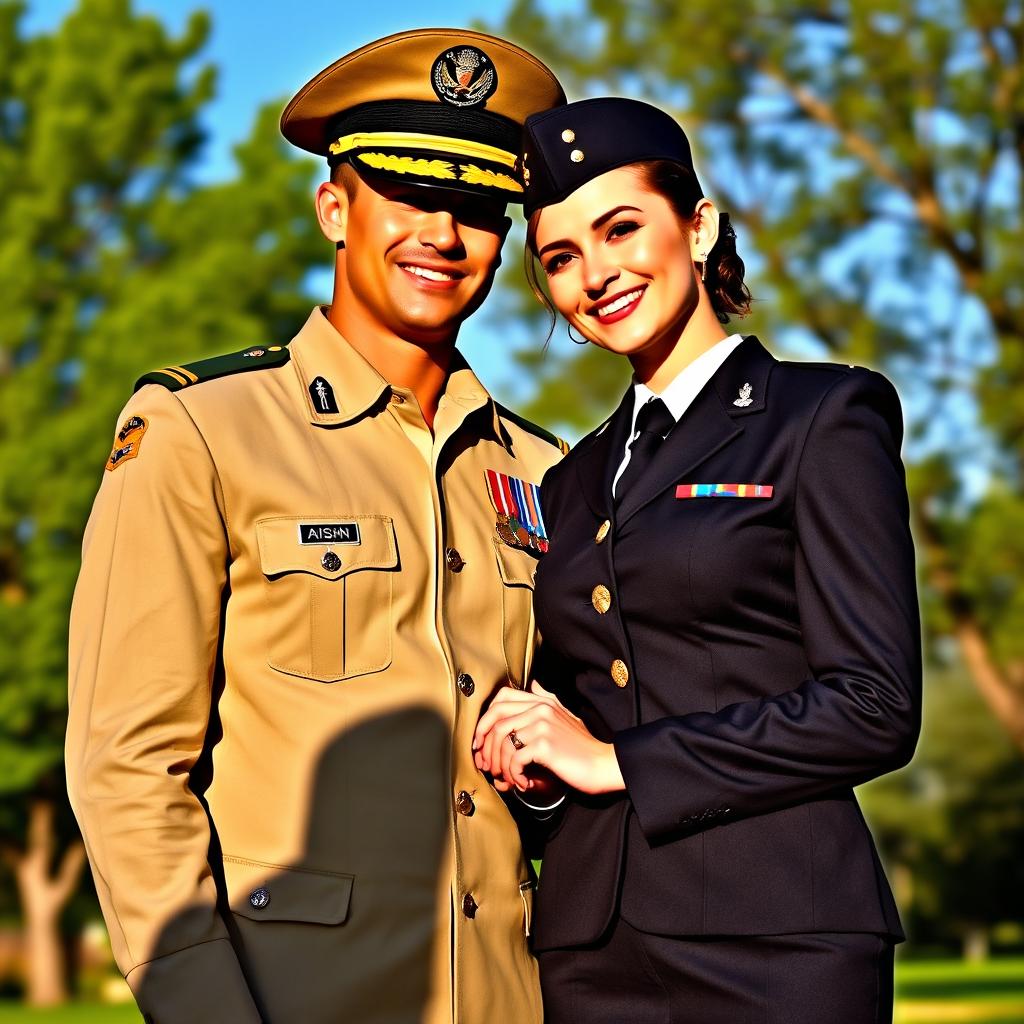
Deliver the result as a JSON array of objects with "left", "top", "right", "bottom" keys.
[
  {"left": 134, "top": 344, "right": 291, "bottom": 393},
  {"left": 496, "top": 405, "right": 570, "bottom": 455}
]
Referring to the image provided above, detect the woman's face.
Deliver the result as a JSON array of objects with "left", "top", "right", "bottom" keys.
[{"left": 534, "top": 166, "right": 701, "bottom": 363}]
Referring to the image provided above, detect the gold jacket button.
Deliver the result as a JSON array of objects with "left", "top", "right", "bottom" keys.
[
  {"left": 455, "top": 791, "right": 475, "bottom": 816},
  {"left": 595, "top": 519, "right": 611, "bottom": 544},
  {"left": 611, "top": 659, "right": 629, "bottom": 688},
  {"left": 445, "top": 547, "right": 465, "bottom": 572},
  {"left": 462, "top": 893, "right": 478, "bottom": 919},
  {"left": 591, "top": 585, "right": 612, "bottom": 614},
  {"left": 457, "top": 672, "right": 475, "bottom": 697},
  {"left": 321, "top": 551, "right": 341, "bottom": 572}
]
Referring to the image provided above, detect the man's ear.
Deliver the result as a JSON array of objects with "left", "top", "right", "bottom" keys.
[{"left": 315, "top": 181, "right": 350, "bottom": 246}]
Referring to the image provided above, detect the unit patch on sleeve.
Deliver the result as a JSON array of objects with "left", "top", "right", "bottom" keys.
[{"left": 106, "top": 415, "right": 148, "bottom": 471}]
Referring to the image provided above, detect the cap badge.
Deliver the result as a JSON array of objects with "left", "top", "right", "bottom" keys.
[
  {"left": 431, "top": 46, "right": 497, "bottom": 108},
  {"left": 733, "top": 382, "right": 753, "bottom": 407}
]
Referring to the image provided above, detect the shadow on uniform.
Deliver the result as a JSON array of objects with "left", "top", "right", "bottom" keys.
[{"left": 136, "top": 706, "right": 449, "bottom": 1023}]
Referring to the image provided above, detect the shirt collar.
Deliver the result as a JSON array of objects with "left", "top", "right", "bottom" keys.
[
  {"left": 289, "top": 307, "right": 506, "bottom": 444},
  {"left": 631, "top": 334, "right": 747, "bottom": 430}
]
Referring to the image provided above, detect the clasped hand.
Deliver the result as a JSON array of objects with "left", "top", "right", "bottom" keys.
[{"left": 472, "top": 681, "right": 625, "bottom": 795}]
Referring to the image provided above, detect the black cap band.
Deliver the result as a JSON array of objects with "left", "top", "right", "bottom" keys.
[{"left": 326, "top": 100, "right": 520, "bottom": 165}]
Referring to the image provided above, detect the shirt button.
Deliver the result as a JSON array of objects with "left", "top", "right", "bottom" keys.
[
  {"left": 595, "top": 519, "right": 611, "bottom": 544},
  {"left": 611, "top": 659, "right": 629, "bottom": 688},
  {"left": 455, "top": 791, "right": 475, "bottom": 816},
  {"left": 321, "top": 551, "right": 341, "bottom": 572},
  {"left": 591, "top": 585, "right": 612, "bottom": 614},
  {"left": 462, "top": 893, "right": 478, "bottom": 919},
  {"left": 457, "top": 673, "right": 476, "bottom": 697},
  {"left": 445, "top": 547, "right": 465, "bottom": 572},
  {"left": 249, "top": 888, "right": 270, "bottom": 909}
]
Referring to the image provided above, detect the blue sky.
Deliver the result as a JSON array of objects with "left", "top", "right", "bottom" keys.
[{"left": 24, "top": 0, "right": 562, "bottom": 397}]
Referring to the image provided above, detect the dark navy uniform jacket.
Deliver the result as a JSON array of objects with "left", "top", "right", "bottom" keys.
[{"left": 529, "top": 335, "right": 921, "bottom": 951}]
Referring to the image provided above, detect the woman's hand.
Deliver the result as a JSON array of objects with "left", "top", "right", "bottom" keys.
[{"left": 472, "top": 681, "right": 625, "bottom": 795}]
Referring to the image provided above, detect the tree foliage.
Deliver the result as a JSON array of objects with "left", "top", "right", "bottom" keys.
[{"left": 0, "top": 0, "right": 324, "bottom": 999}]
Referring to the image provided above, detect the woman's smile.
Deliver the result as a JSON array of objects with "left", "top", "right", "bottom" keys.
[{"left": 589, "top": 284, "right": 648, "bottom": 324}]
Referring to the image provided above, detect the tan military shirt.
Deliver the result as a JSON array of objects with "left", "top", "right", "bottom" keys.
[{"left": 67, "top": 308, "right": 564, "bottom": 1024}]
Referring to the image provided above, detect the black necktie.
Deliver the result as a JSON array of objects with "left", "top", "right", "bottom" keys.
[{"left": 615, "top": 397, "right": 675, "bottom": 504}]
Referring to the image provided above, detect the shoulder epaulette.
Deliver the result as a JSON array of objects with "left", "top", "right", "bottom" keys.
[
  {"left": 496, "top": 404, "right": 570, "bottom": 455},
  {"left": 134, "top": 343, "right": 291, "bottom": 393}
]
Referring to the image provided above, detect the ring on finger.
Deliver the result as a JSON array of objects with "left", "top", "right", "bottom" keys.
[{"left": 508, "top": 729, "right": 526, "bottom": 751}]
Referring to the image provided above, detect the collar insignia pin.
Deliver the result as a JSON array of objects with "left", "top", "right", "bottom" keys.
[
  {"left": 309, "top": 376, "right": 339, "bottom": 415},
  {"left": 733, "top": 382, "right": 753, "bottom": 407}
]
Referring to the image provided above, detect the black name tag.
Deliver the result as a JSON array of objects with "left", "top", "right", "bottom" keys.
[{"left": 298, "top": 522, "right": 361, "bottom": 545}]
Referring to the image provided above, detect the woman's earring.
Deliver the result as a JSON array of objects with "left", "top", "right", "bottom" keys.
[
  {"left": 567, "top": 322, "right": 588, "bottom": 346},
  {"left": 700, "top": 251, "right": 708, "bottom": 282}
]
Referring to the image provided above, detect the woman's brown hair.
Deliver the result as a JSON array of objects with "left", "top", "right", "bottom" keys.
[{"left": 524, "top": 159, "right": 752, "bottom": 336}]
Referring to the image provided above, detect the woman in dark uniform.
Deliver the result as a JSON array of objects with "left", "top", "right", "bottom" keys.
[{"left": 474, "top": 97, "right": 920, "bottom": 1024}]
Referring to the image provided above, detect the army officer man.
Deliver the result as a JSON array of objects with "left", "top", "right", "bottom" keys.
[{"left": 66, "top": 28, "right": 566, "bottom": 1024}]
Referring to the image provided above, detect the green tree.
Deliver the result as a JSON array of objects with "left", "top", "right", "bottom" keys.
[
  {"left": 0, "top": 0, "right": 322, "bottom": 1003},
  {"left": 491, "top": 0, "right": 1024, "bottom": 749},
  {"left": 860, "top": 656, "right": 1024, "bottom": 957}
]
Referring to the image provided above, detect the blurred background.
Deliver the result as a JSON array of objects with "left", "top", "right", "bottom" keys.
[{"left": 0, "top": 0, "right": 1022, "bottom": 1020}]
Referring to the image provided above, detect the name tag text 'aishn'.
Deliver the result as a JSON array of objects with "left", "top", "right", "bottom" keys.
[{"left": 297, "top": 523, "right": 362, "bottom": 545}]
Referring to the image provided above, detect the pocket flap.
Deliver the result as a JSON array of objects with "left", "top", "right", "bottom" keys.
[
  {"left": 223, "top": 855, "right": 354, "bottom": 925},
  {"left": 257, "top": 515, "right": 397, "bottom": 580},
  {"left": 493, "top": 538, "right": 537, "bottom": 588}
]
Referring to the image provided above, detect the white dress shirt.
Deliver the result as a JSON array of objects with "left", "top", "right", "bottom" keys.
[{"left": 612, "top": 334, "right": 747, "bottom": 497}]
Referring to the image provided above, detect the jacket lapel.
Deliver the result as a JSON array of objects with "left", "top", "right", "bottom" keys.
[
  {"left": 575, "top": 386, "right": 635, "bottom": 520},
  {"left": 614, "top": 336, "right": 777, "bottom": 527}
]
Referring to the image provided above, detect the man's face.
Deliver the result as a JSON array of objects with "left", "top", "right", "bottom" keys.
[{"left": 338, "top": 172, "right": 511, "bottom": 344}]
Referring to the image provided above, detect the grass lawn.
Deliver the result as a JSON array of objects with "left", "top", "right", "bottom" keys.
[
  {"left": 0, "top": 1008, "right": 140, "bottom": 1022},
  {"left": 895, "top": 958, "right": 1024, "bottom": 1023},
  {"left": 0, "top": 958, "right": 1020, "bottom": 1023}
]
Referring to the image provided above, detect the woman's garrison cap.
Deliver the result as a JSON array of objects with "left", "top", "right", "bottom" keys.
[
  {"left": 281, "top": 28, "right": 566, "bottom": 202},
  {"left": 521, "top": 97, "right": 703, "bottom": 217}
]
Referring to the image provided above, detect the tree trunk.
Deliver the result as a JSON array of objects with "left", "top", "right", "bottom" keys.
[
  {"left": 955, "top": 618, "right": 1024, "bottom": 754},
  {"left": 962, "top": 925, "right": 989, "bottom": 963},
  {"left": 4, "top": 799, "right": 86, "bottom": 1007},
  {"left": 918, "top": 517, "right": 1024, "bottom": 753}
]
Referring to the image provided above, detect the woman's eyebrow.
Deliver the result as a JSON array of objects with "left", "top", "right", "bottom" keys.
[{"left": 537, "top": 205, "right": 643, "bottom": 258}]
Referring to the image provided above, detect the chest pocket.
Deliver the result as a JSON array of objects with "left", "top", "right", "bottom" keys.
[
  {"left": 493, "top": 539, "right": 538, "bottom": 687},
  {"left": 257, "top": 515, "right": 398, "bottom": 682}
]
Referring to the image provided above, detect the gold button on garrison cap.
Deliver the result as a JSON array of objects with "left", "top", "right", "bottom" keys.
[
  {"left": 280, "top": 28, "right": 566, "bottom": 202},
  {"left": 611, "top": 659, "right": 629, "bottom": 688}
]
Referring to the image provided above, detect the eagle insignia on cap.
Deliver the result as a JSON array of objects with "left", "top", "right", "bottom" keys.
[{"left": 431, "top": 46, "right": 497, "bottom": 108}]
